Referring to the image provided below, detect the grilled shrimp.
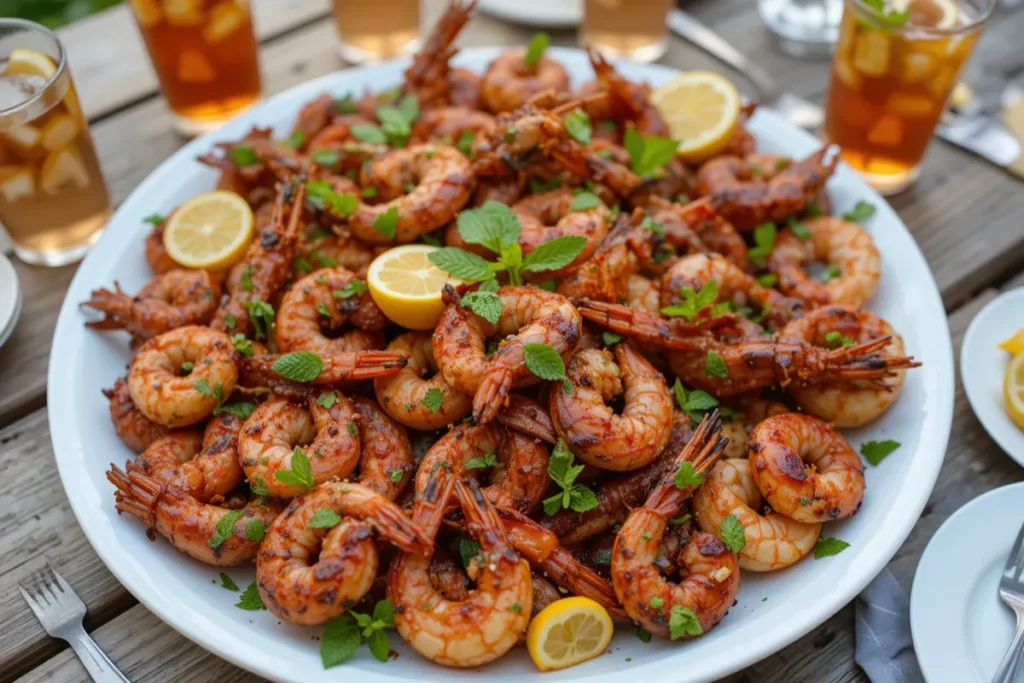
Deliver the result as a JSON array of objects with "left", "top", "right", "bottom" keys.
[
  {"left": 693, "top": 458, "right": 820, "bottom": 571},
  {"left": 662, "top": 253, "right": 803, "bottom": 329},
  {"left": 696, "top": 146, "right": 840, "bottom": 232},
  {"left": 373, "top": 332, "right": 473, "bottom": 430},
  {"left": 237, "top": 394, "right": 361, "bottom": 498},
  {"left": 82, "top": 269, "right": 221, "bottom": 342},
  {"left": 611, "top": 412, "right": 739, "bottom": 639},
  {"left": 212, "top": 182, "right": 306, "bottom": 339},
  {"left": 238, "top": 350, "right": 407, "bottom": 388},
  {"left": 579, "top": 301, "right": 920, "bottom": 397},
  {"left": 135, "top": 412, "right": 245, "bottom": 503},
  {"left": 346, "top": 145, "right": 474, "bottom": 244},
  {"left": 144, "top": 216, "right": 180, "bottom": 275},
  {"left": 128, "top": 326, "right": 238, "bottom": 428},
  {"left": 351, "top": 396, "right": 414, "bottom": 500},
  {"left": 556, "top": 212, "right": 646, "bottom": 303},
  {"left": 783, "top": 305, "right": 908, "bottom": 426},
  {"left": 513, "top": 188, "right": 610, "bottom": 277},
  {"left": 585, "top": 48, "right": 669, "bottom": 137},
  {"left": 768, "top": 216, "right": 881, "bottom": 308},
  {"left": 299, "top": 227, "right": 387, "bottom": 277},
  {"left": 433, "top": 285, "right": 581, "bottom": 424},
  {"left": 108, "top": 463, "right": 284, "bottom": 566},
  {"left": 275, "top": 266, "right": 389, "bottom": 354},
  {"left": 481, "top": 49, "right": 571, "bottom": 114},
  {"left": 256, "top": 481, "right": 433, "bottom": 625},
  {"left": 543, "top": 409, "right": 695, "bottom": 544},
  {"left": 388, "top": 479, "right": 533, "bottom": 668},
  {"left": 748, "top": 413, "right": 865, "bottom": 523},
  {"left": 647, "top": 197, "right": 749, "bottom": 271},
  {"left": 551, "top": 345, "right": 673, "bottom": 471},
  {"left": 104, "top": 376, "right": 170, "bottom": 452},
  {"left": 415, "top": 421, "right": 550, "bottom": 514},
  {"left": 402, "top": 0, "right": 477, "bottom": 109},
  {"left": 411, "top": 106, "right": 497, "bottom": 145}
]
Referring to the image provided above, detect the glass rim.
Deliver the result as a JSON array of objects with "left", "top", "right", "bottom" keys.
[
  {"left": 0, "top": 18, "right": 69, "bottom": 118},
  {"left": 849, "top": 0, "right": 995, "bottom": 34}
]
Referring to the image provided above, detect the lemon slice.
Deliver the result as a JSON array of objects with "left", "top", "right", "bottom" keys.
[
  {"left": 6, "top": 48, "right": 57, "bottom": 80},
  {"left": 1000, "top": 328, "right": 1024, "bottom": 356},
  {"left": 1005, "top": 352, "right": 1024, "bottom": 431},
  {"left": 651, "top": 71, "right": 741, "bottom": 164},
  {"left": 162, "top": 190, "right": 254, "bottom": 270},
  {"left": 366, "top": 244, "right": 458, "bottom": 331},
  {"left": 526, "top": 597, "right": 613, "bottom": 672}
]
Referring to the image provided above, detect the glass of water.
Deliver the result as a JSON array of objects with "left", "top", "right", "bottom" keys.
[{"left": 759, "top": 0, "right": 844, "bottom": 57}]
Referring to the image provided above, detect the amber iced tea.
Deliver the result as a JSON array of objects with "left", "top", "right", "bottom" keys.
[
  {"left": 331, "top": 0, "right": 421, "bottom": 63},
  {"left": 129, "top": 0, "right": 262, "bottom": 136},
  {"left": 580, "top": 0, "right": 671, "bottom": 63},
  {"left": 0, "top": 21, "right": 110, "bottom": 266},
  {"left": 823, "top": 0, "right": 991, "bottom": 194}
]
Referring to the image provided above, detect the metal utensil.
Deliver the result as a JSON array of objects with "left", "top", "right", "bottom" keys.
[
  {"left": 666, "top": 9, "right": 824, "bottom": 130},
  {"left": 19, "top": 565, "right": 130, "bottom": 683},
  {"left": 993, "top": 521, "right": 1024, "bottom": 683}
]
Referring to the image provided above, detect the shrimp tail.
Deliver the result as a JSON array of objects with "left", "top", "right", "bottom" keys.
[
  {"left": 81, "top": 284, "right": 133, "bottom": 330},
  {"left": 820, "top": 336, "right": 921, "bottom": 382},
  {"left": 107, "top": 462, "right": 169, "bottom": 534},
  {"left": 412, "top": 474, "right": 456, "bottom": 542},
  {"left": 472, "top": 365, "right": 513, "bottom": 426},
  {"left": 644, "top": 411, "right": 727, "bottom": 518},
  {"left": 578, "top": 301, "right": 712, "bottom": 350},
  {"left": 495, "top": 394, "right": 558, "bottom": 444},
  {"left": 540, "top": 545, "right": 630, "bottom": 620},
  {"left": 455, "top": 479, "right": 513, "bottom": 549}
]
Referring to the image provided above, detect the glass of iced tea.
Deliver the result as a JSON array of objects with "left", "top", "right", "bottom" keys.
[
  {"left": 332, "top": 0, "right": 421, "bottom": 64},
  {"left": 0, "top": 19, "right": 111, "bottom": 267},
  {"left": 580, "top": 0, "right": 671, "bottom": 63},
  {"left": 128, "top": 0, "right": 263, "bottom": 137},
  {"left": 823, "top": 0, "right": 994, "bottom": 194}
]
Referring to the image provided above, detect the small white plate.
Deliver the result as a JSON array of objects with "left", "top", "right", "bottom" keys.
[
  {"left": 477, "top": 0, "right": 582, "bottom": 28},
  {"left": 961, "top": 288, "right": 1024, "bottom": 466},
  {"left": 912, "top": 483, "right": 1024, "bottom": 683},
  {"left": 0, "top": 251, "right": 21, "bottom": 349}
]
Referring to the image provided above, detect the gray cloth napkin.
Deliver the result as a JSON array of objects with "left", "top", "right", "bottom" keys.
[{"left": 855, "top": 568, "right": 925, "bottom": 683}]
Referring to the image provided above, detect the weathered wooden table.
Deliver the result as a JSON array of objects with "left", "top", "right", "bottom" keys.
[{"left": 2, "top": 1, "right": 1023, "bottom": 681}]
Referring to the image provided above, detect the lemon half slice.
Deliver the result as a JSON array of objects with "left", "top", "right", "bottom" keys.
[
  {"left": 651, "top": 70, "right": 741, "bottom": 164},
  {"left": 1000, "top": 328, "right": 1024, "bottom": 356},
  {"left": 163, "top": 190, "right": 254, "bottom": 270},
  {"left": 526, "top": 597, "right": 613, "bottom": 672},
  {"left": 366, "top": 244, "right": 458, "bottom": 331},
  {"left": 6, "top": 48, "right": 57, "bottom": 80},
  {"left": 1005, "top": 352, "right": 1024, "bottom": 431}
]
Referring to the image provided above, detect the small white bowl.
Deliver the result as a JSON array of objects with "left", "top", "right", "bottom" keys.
[
  {"left": 961, "top": 288, "right": 1024, "bottom": 467},
  {"left": 0, "top": 252, "right": 21, "bottom": 350}
]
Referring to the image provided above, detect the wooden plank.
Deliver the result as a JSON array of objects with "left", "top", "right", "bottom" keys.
[
  {"left": 0, "top": 411, "right": 131, "bottom": 681},
  {"left": 58, "top": 0, "right": 332, "bottom": 122}
]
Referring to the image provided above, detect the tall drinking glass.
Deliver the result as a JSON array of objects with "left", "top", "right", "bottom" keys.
[
  {"left": 580, "top": 0, "right": 671, "bottom": 63},
  {"left": 128, "top": 0, "right": 263, "bottom": 137},
  {"left": 0, "top": 19, "right": 110, "bottom": 267},
  {"left": 332, "top": 0, "right": 422, "bottom": 64},
  {"left": 759, "top": 0, "right": 844, "bottom": 56},
  {"left": 823, "top": 0, "right": 993, "bottom": 194}
]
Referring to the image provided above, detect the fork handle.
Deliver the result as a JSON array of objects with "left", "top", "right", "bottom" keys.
[
  {"left": 994, "top": 609, "right": 1024, "bottom": 683},
  {"left": 67, "top": 630, "right": 131, "bottom": 683}
]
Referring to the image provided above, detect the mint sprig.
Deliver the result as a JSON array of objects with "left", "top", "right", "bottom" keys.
[{"left": 542, "top": 439, "right": 599, "bottom": 515}]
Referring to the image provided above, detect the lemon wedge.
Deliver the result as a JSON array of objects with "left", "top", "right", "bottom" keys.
[
  {"left": 651, "top": 70, "right": 741, "bottom": 164},
  {"left": 366, "top": 244, "right": 458, "bottom": 331},
  {"left": 526, "top": 597, "right": 613, "bottom": 672},
  {"left": 1000, "top": 328, "right": 1024, "bottom": 356},
  {"left": 162, "top": 190, "right": 254, "bottom": 270},
  {"left": 1005, "top": 352, "right": 1024, "bottom": 431},
  {"left": 6, "top": 48, "right": 57, "bottom": 80}
]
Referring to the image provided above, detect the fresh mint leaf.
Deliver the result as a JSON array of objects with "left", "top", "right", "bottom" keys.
[
  {"left": 272, "top": 351, "right": 324, "bottom": 383},
  {"left": 244, "top": 518, "right": 265, "bottom": 542},
  {"left": 669, "top": 605, "right": 703, "bottom": 639},
  {"left": 704, "top": 351, "right": 729, "bottom": 379},
  {"left": 623, "top": 128, "right": 679, "bottom": 177},
  {"left": 309, "top": 508, "right": 343, "bottom": 529},
  {"left": 523, "top": 343, "right": 566, "bottom": 380},
  {"left": 235, "top": 582, "right": 266, "bottom": 611},
  {"left": 860, "top": 439, "right": 900, "bottom": 466},
  {"left": 312, "top": 149, "right": 340, "bottom": 167},
  {"left": 231, "top": 145, "right": 259, "bottom": 167},
  {"left": 465, "top": 452, "right": 497, "bottom": 469},
  {"left": 524, "top": 32, "right": 550, "bottom": 66},
  {"left": 748, "top": 222, "right": 777, "bottom": 266},
  {"left": 564, "top": 108, "right": 592, "bottom": 145},
  {"left": 570, "top": 191, "right": 602, "bottom": 211},
  {"left": 842, "top": 200, "right": 876, "bottom": 223},
  {"left": 428, "top": 247, "right": 495, "bottom": 282},
  {"left": 219, "top": 572, "right": 240, "bottom": 591},
  {"left": 209, "top": 510, "right": 242, "bottom": 549},
  {"left": 321, "top": 615, "right": 361, "bottom": 668},
  {"left": 461, "top": 289, "right": 502, "bottom": 324},
  {"left": 720, "top": 514, "right": 746, "bottom": 553},
  {"left": 274, "top": 448, "right": 315, "bottom": 491},
  {"left": 814, "top": 537, "right": 850, "bottom": 559},
  {"left": 421, "top": 387, "right": 444, "bottom": 413},
  {"left": 333, "top": 280, "right": 368, "bottom": 299},
  {"left": 373, "top": 207, "right": 399, "bottom": 239},
  {"left": 522, "top": 235, "right": 587, "bottom": 273},
  {"left": 456, "top": 130, "right": 475, "bottom": 157},
  {"left": 351, "top": 123, "right": 388, "bottom": 144},
  {"left": 673, "top": 461, "right": 705, "bottom": 490}
]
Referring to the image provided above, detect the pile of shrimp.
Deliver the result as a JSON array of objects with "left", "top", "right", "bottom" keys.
[{"left": 82, "top": 0, "right": 920, "bottom": 669}]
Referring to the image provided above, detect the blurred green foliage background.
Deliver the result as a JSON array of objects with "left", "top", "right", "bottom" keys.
[{"left": 0, "top": 0, "right": 125, "bottom": 30}]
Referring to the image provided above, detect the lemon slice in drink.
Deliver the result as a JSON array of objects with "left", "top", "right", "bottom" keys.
[
  {"left": 162, "top": 190, "right": 254, "bottom": 270},
  {"left": 526, "top": 597, "right": 614, "bottom": 672},
  {"left": 5, "top": 48, "right": 57, "bottom": 80},
  {"left": 1005, "top": 352, "right": 1024, "bottom": 431},
  {"left": 366, "top": 244, "right": 459, "bottom": 331},
  {"left": 651, "top": 71, "right": 741, "bottom": 164}
]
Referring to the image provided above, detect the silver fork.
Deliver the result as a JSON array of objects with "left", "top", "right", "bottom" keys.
[
  {"left": 994, "top": 521, "right": 1024, "bottom": 683},
  {"left": 18, "top": 564, "right": 130, "bottom": 683}
]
